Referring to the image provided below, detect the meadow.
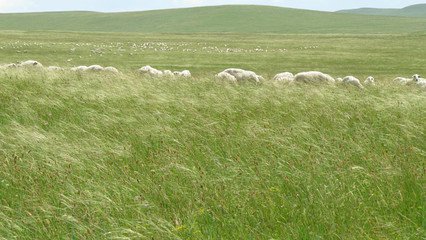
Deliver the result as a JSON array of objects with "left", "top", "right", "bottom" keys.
[
  {"left": 1, "top": 5, "right": 426, "bottom": 34},
  {"left": 338, "top": 3, "right": 426, "bottom": 18},
  {"left": 0, "top": 31, "right": 425, "bottom": 239}
]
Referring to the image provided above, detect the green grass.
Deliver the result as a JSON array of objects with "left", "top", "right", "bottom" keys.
[
  {"left": 338, "top": 4, "right": 426, "bottom": 18},
  {"left": 1, "top": 5, "right": 426, "bottom": 34},
  {"left": 1, "top": 31, "right": 425, "bottom": 77},
  {"left": 0, "top": 31, "right": 425, "bottom": 239}
]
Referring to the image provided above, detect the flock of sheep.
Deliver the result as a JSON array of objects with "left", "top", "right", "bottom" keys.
[
  {"left": 1, "top": 60, "right": 425, "bottom": 89},
  {"left": 217, "top": 69, "right": 425, "bottom": 89},
  {"left": 138, "top": 65, "right": 192, "bottom": 78},
  {"left": 0, "top": 60, "right": 121, "bottom": 74},
  {"left": 0, "top": 60, "right": 192, "bottom": 79}
]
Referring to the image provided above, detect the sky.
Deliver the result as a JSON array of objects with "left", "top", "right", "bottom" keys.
[{"left": 0, "top": 0, "right": 425, "bottom": 13}]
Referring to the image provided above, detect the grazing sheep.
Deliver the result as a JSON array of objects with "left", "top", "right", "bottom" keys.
[
  {"left": 273, "top": 72, "right": 294, "bottom": 82},
  {"left": 138, "top": 66, "right": 191, "bottom": 78},
  {"left": 216, "top": 71, "right": 237, "bottom": 82},
  {"left": 18, "top": 60, "right": 43, "bottom": 68},
  {"left": 70, "top": 65, "right": 118, "bottom": 73},
  {"left": 139, "top": 65, "right": 163, "bottom": 77},
  {"left": 342, "top": 76, "right": 364, "bottom": 89},
  {"left": 174, "top": 70, "right": 192, "bottom": 78},
  {"left": 336, "top": 77, "right": 343, "bottom": 83},
  {"left": 413, "top": 74, "right": 426, "bottom": 88},
  {"left": 293, "top": 71, "right": 335, "bottom": 83},
  {"left": 180, "top": 70, "right": 192, "bottom": 78},
  {"left": 222, "top": 68, "right": 263, "bottom": 83},
  {"left": 393, "top": 76, "right": 412, "bottom": 85},
  {"left": 47, "top": 66, "right": 63, "bottom": 71},
  {"left": 104, "top": 66, "right": 119, "bottom": 74},
  {"left": 0, "top": 63, "right": 17, "bottom": 69},
  {"left": 71, "top": 66, "right": 89, "bottom": 71},
  {"left": 163, "top": 70, "right": 174, "bottom": 77},
  {"left": 87, "top": 65, "right": 104, "bottom": 71},
  {"left": 364, "top": 76, "right": 375, "bottom": 85}
]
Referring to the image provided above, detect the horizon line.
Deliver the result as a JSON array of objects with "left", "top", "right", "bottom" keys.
[{"left": 1, "top": 3, "right": 423, "bottom": 15}]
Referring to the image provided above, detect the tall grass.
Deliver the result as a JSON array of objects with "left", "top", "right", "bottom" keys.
[{"left": 0, "top": 68, "right": 424, "bottom": 239}]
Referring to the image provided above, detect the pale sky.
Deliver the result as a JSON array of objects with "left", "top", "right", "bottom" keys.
[{"left": 0, "top": 0, "right": 425, "bottom": 13}]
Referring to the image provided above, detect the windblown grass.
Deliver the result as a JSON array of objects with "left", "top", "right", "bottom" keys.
[
  {"left": 0, "top": 30, "right": 425, "bottom": 239},
  {"left": 0, "top": 67, "right": 424, "bottom": 239}
]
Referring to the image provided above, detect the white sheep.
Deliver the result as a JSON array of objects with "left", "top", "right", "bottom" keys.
[
  {"left": 413, "top": 74, "right": 426, "bottom": 88},
  {"left": 0, "top": 63, "right": 17, "bottom": 69},
  {"left": 393, "top": 76, "right": 412, "bottom": 85},
  {"left": 342, "top": 76, "right": 364, "bottom": 89},
  {"left": 336, "top": 77, "right": 343, "bottom": 83},
  {"left": 181, "top": 70, "right": 192, "bottom": 78},
  {"left": 47, "top": 66, "right": 63, "bottom": 71},
  {"left": 87, "top": 65, "right": 104, "bottom": 71},
  {"left": 71, "top": 66, "right": 89, "bottom": 71},
  {"left": 18, "top": 60, "right": 43, "bottom": 68},
  {"left": 293, "top": 71, "right": 335, "bottom": 83},
  {"left": 222, "top": 68, "right": 263, "bottom": 83},
  {"left": 364, "top": 76, "right": 375, "bottom": 85},
  {"left": 104, "top": 66, "right": 119, "bottom": 74},
  {"left": 163, "top": 70, "right": 174, "bottom": 77},
  {"left": 139, "top": 65, "right": 163, "bottom": 77},
  {"left": 216, "top": 71, "right": 237, "bottom": 82},
  {"left": 174, "top": 70, "right": 192, "bottom": 78},
  {"left": 273, "top": 72, "right": 294, "bottom": 82}
]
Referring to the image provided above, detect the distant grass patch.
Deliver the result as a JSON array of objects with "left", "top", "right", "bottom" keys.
[
  {"left": 0, "top": 5, "right": 426, "bottom": 34},
  {"left": 0, "top": 31, "right": 425, "bottom": 78},
  {"left": 338, "top": 4, "right": 426, "bottom": 18}
]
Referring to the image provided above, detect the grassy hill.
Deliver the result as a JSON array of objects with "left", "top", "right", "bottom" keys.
[
  {"left": 0, "top": 5, "right": 426, "bottom": 33},
  {"left": 338, "top": 4, "right": 426, "bottom": 18}
]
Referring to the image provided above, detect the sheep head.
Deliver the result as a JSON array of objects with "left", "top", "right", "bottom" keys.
[
  {"left": 139, "top": 66, "right": 152, "bottom": 73},
  {"left": 412, "top": 74, "right": 421, "bottom": 82}
]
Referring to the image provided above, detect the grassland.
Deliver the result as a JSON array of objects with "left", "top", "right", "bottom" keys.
[
  {"left": 1, "top": 31, "right": 425, "bottom": 77},
  {"left": 1, "top": 5, "right": 426, "bottom": 34},
  {"left": 0, "top": 31, "right": 425, "bottom": 239},
  {"left": 338, "top": 4, "right": 426, "bottom": 18}
]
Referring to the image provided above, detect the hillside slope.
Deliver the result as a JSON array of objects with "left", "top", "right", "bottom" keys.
[
  {"left": 0, "top": 5, "right": 426, "bottom": 33},
  {"left": 338, "top": 4, "right": 426, "bottom": 18}
]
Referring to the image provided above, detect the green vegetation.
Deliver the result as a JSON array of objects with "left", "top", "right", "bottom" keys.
[
  {"left": 0, "top": 31, "right": 425, "bottom": 77},
  {"left": 338, "top": 4, "right": 426, "bottom": 18},
  {"left": 0, "top": 31, "right": 425, "bottom": 239},
  {"left": 1, "top": 5, "right": 426, "bottom": 33}
]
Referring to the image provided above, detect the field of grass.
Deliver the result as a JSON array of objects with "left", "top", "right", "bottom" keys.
[
  {"left": 338, "top": 4, "right": 426, "bottom": 18},
  {"left": 0, "top": 31, "right": 425, "bottom": 239},
  {"left": 1, "top": 5, "right": 426, "bottom": 34},
  {"left": 1, "top": 31, "right": 425, "bottom": 77}
]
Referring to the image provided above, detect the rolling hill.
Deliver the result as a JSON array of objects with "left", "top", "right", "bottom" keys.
[
  {"left": 0, "top": 5, "right": 426, "bottom": 34},
  {"left": 338, "top": 4, "right": 426, "bottom": 18}
]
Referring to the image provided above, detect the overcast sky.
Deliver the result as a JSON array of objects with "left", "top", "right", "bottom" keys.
[{"left": 0, "top": 0, "right": 425, "bottom": 13}]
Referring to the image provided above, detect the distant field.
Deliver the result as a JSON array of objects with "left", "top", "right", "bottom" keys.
[
  {"left": 0, "top": 31, "right": 425, "bottom": 239},
  {"left": 338, "top": 4, "right": 426, "bottom": 18},
  {"left": 0, "top": 31, "right": 425, "bottom": 77},
  {"left": 1, "top": 5, "right": 426, "bottom": 33}
]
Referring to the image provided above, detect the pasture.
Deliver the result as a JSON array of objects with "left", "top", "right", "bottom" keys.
[
  {"left": 0, "top": 31, "right": 425, "bottom": 239},
  {"left": 1, "top": 5, "right": 426, "bottom": 34}
]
